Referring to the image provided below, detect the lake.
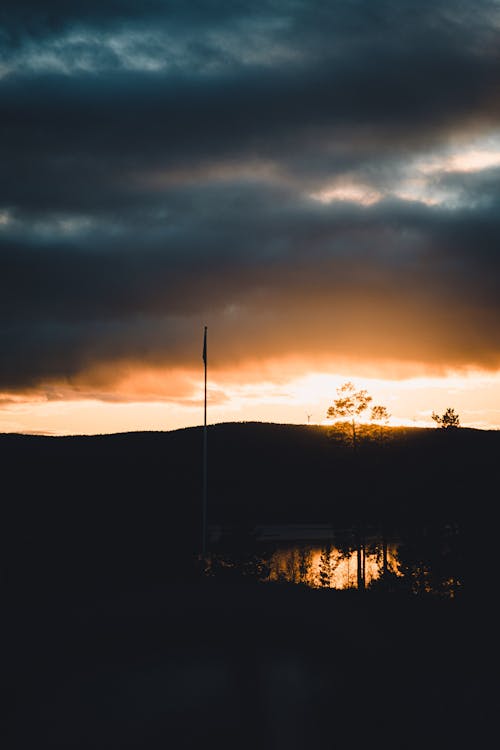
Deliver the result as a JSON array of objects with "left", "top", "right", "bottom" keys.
[{"left": 207, "top": 522, "right": 462, "bottom": 596}]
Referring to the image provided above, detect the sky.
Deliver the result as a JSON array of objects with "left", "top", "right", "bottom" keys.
[{"left": 1, "top": 0, "right": 500, "bottom": 435}]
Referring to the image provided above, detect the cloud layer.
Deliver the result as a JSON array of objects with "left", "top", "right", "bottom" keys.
[{"left": 1, "top": 0, "right": 500, "bottom": 395}]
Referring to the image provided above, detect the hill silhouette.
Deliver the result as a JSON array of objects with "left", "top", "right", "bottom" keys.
[{"left": 4, "top": 421, "right": 496, "bottom": 597}]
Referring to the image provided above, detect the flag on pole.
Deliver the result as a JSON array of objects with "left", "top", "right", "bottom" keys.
[{"left": 202, "top": 326, "right": 207, "bottom": 365}]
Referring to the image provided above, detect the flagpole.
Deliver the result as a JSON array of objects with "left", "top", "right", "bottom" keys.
[{"left": 202, "top": 326, "right": 208, "bottom": 558}]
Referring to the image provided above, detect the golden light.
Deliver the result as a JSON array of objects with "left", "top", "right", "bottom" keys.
[
  {"left": 269, "top": 544, "right": 401, "bottom": 589},
  {"left": 2, "top": 361, "right": 500, "bottom": 435}
]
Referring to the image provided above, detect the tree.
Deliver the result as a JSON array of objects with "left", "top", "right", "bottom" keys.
[
  {"left": 370, "top": 405, "right": 391, "bottom": 443},
  {"left": 318, "top": 544, "right": 339, "bottom": 588},
  {"left": 297, "top": 547, "right": 312, "bottom": 585},
  {"left": 326, "top": 381, "right": 372, "bottom": 449},
  {"left": 318, "top": 544, "right": 333, "bottom": 588},
  {"left": 371, "top": 405, "right": 390, "bottom": 425},
  {"left": 432, "top": 407, "right": 460, "bottom": 429},
  {"left": 326, "top": 384, "right": 392, "bottom": 592},
  {"left": 326, "top": 382, "right": 374, "bottom": 592},
  {"left": 370, "top": 405, "right": 391, "bottom": 578}
]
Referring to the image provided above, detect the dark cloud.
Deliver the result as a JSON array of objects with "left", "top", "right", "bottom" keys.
[
  {"left": 0, "top": 1, "right": 255, "bottom": 47},
  {"left": 1, "top": 1, "right": 500, "bottom": 393}
]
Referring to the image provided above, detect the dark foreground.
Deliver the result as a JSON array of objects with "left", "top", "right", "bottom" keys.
[
  {"left": 12, "top": 583, "right": 492, "bottom": 750},
  {"left": 6, "top": 424, "right": 495, "bottom": 747}
]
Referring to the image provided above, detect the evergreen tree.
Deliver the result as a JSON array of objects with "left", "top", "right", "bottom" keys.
[
  {"left": 297, "top": 547, "right": 312, "bottom": 585},
  {"left": 319, "top": 544, "right": 333, "bottom": 588},
  {"left": 432, "top": 407, "right": 460, "bottom": 429}
]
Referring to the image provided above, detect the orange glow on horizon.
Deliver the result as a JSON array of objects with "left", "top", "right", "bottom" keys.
[{"left": 1, "top": 358, "right": 500, "bottom": 436}]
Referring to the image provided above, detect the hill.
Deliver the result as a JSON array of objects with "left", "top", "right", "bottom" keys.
[
  {"left": 4, "top": 421, "right": 497, "bottom": 596},
  {"left": 8, "top": 424, "right": 494, "bottom": 749}
]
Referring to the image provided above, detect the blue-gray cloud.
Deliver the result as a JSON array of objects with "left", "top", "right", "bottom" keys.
[{"left": 1, "top": 0, "right": 500, "bottom": 390}]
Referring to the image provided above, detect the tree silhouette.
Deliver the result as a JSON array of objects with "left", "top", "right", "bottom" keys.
[
  {"left": 370, "top": 405, "right": 390, "bottom": 425},
  {"left": 326, "top": 382, "right": 373, "bottom": 592},
  {"left": 370, "top": 404, "right": 391, "bottom": 444},
  {"left": 318, "top": 545, "right": 333, "bottom": 588},
  {"left": 432, "top": 407, "right": 460, "bottom": 429},
  {"left": 369, "top": 404, "right": 392, "bottom": 581},
  {"left": 297, "top": 547, "right": 312, "bottom": 584},
  {"left": 318, "top": 544, "right": 339, "bottom": 588},
  {"left": 326, "top": 381, "right": 372, "bottom": 449}
]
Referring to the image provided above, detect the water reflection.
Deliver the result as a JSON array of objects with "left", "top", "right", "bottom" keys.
[
  {"left": 208, "top": 522, "right": 463, "bottom": 597},
  {"left": 269, "top": 543, "right": 400, "bottom": 589}
]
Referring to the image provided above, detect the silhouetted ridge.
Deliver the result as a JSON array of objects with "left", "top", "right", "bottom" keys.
[{"left": 4, "top": 422, "right": 495, "bottom": 598}]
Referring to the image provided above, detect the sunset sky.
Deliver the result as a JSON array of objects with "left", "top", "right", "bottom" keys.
[{"left": 1, "top": 1, "right": 500, "bottom": 435}]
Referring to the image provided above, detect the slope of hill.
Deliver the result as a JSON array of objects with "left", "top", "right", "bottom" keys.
[{"left": 4, "top": 421, "right": 497, "bottom": 595}]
